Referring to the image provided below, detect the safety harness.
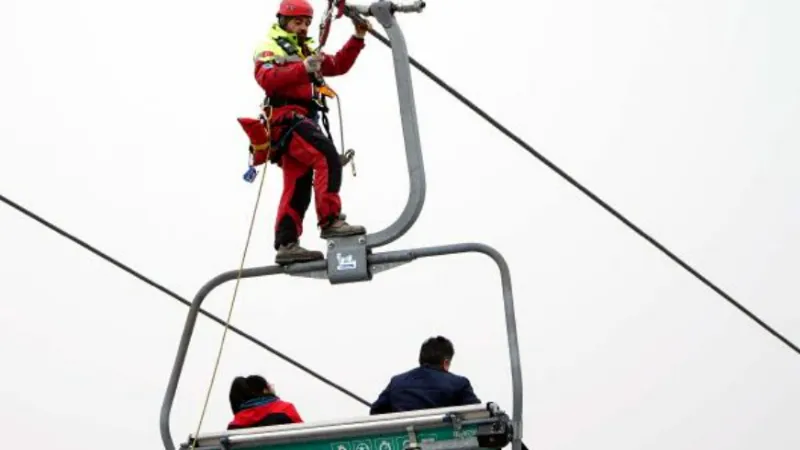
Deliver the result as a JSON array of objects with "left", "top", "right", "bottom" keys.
[
  {"left": 239, "top": 0, "right": 357, "bottom": 183},
  {"left": 254, "top": 46, "right": 342, "bottom": 180},
  {"left": 265, "top": 36, "right": 336, "bottom": 141}
]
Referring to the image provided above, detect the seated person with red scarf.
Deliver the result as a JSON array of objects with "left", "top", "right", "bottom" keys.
[{"left": 227, "top": 375, "right": 303, "bottom": 429}]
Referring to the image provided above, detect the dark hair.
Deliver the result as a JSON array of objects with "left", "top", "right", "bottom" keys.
[
  {"left": 277, "top": 15, "right": 289, "bottom": 28},
  {"left": 418, "top": 336, "right": 454, "bottom": 367},
  {"left": 229, "top": 375, "right": 270, "bottom": 414}
]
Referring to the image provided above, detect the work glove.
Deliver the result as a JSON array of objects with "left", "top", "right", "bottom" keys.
[
  {"left": 303, "top": 53, "right": 324, "bottom": 73},
  {"left": 352, "top": 16, "right": 372, "bottom": 38}
]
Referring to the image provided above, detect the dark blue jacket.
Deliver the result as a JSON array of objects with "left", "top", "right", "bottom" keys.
[{"left": 369, "top": 365, "right": 480, "bottom": 414}]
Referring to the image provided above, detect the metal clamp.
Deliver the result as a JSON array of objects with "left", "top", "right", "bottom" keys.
[
  {"left": 486, "top": 402, "right": 503, "bottom": 417},
  {"left": 405, "top": 426, "right": 421, "bottom": 450},
  {"left": 345, "top": 0, "right": 426, "bottom": 16},
  {"left": 326, "top": 234, "right": 371, "bottom": 284},
  {"left": 445, "top": 412, "right": 464, "bottom": 432}
]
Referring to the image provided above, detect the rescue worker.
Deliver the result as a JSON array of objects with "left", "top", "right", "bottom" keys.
[
  {"left": 228, "top": 374, "right": 303, "bottom": 429},
  {"left": 369, "top": 336, "right": 481, "bottom": 414},
  {"left": 253, "top": 0, "right": 370, "bottom": 265}
]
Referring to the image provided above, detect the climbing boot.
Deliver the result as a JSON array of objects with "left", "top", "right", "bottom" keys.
[
  {"left": 274, "top": 242, "right": 324, "bottom": 265},
  {"left": 320, "top": 214, "right": 366, "bottom": 239}
]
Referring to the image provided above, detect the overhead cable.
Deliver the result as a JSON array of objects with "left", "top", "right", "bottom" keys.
[{"left": 363, "top": 28, "right": 800, "bottom": 355}]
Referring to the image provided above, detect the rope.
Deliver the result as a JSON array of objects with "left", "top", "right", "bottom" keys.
[
  {"left": 188, "top": 118, "right": 273, "bottom": 450},
  {"left": 334, "top": 91, "right": 356, "bottom": 176}
]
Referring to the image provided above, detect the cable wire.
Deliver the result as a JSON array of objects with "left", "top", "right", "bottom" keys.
[
  {"left": 364, "top": 28, "right": 800, "bottom": 356},
  {"left": 0, "top": 192, "right": 371, "bottom": 406}
]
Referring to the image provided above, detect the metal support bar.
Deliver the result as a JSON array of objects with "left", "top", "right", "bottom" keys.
[
  {"left": 368, "top": 243, "right": 523, "bottom": 450},
  {"left": 344, "top": 0, "right": 427, "bottom": 249},
  {"left": 197, "top": 404, "right": 491, "bottom": 443},
  {"left": 160, "top": 242, "right": 522, "bottom": 450},
  {"left": 211, "top": 403, "right": 503, "bottom": 448},
  {"left": 406, "top": 425, "right": 420, "bottom": 450}
]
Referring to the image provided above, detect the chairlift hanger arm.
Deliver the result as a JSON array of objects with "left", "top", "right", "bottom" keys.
[
  {"left": 342, "top": 0, "right": 427, "bottom": 250},
  {"left": 160, "top": 243, "right": 522, "bottom": 450},
  {"left": 345, "top": 0, "right": 426, "bottom": 16}
]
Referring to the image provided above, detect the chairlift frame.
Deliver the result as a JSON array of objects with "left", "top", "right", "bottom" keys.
[{"left": 159, "top": 2, "right": 523, "bottom": 449}]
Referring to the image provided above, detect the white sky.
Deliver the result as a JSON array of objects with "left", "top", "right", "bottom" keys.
[{"left": 1, "top": 0, "right": 799, "bottom": 449}]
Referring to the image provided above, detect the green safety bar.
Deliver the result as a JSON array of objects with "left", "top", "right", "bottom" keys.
[{"left": 184, "top": 403, "right": 513, "bottom": 450}]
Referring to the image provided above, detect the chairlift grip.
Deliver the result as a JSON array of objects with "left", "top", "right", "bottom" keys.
[{"left": 345, "top": 0, "right": 426, "bottom": 16}]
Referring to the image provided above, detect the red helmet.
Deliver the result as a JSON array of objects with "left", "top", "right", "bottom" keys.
[{"left": 277, "top": 0, "right": 314, "bottom": 17}]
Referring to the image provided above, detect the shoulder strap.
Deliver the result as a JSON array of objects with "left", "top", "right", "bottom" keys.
[
  {"left": 274, "top": 36, "right": 298, "bottom": 56},
  {"left": 254, "top": 37, "right": 304, "bottom": 65}
]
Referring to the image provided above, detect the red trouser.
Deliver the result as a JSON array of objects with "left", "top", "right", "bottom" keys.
[{"left": 273, "top": 116, "right": 343, "bottom": 249}]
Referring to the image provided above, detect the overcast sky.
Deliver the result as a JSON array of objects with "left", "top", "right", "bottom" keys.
[{"left": 1, "top": 0, "right": 798, "bottom": 449}]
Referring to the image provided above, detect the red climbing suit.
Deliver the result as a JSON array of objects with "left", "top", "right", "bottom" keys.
[{"left": 251, "top": 20, "right": 365, "bottom": 249}]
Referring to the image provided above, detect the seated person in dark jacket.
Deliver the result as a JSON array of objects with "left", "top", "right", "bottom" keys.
[
  {"left": 370, "top": 335, "right": 481, "bottom": 414},
  {"left": 227, "top": 374, "right": 303, "bottom": 429}
]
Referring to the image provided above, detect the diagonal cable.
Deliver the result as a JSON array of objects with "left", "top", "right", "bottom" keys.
[
  {"left": 364, "top": 28, "right": 800, "bottom": 355},
  {"left": 0, "top": 193, "right": 371, "bottom": 406}
]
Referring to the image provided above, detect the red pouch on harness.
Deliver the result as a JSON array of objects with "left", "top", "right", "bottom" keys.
[{"left": 237, "top": 117, "right": 271, "bottom": 166}]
